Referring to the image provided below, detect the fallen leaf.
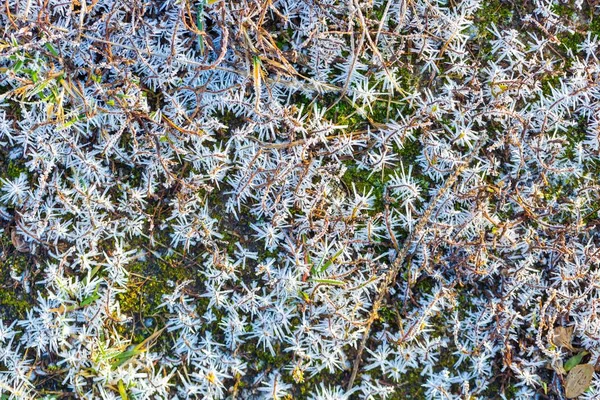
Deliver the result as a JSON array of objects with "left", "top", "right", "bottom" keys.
[
  {"left": 565, "top": 364, "right": 594, "bottom": 399},
  {"left": 11, "top": 229, "right": 29, "bottom": 253},
  {"left": 553, "top": 326, "right": 576, "bottom": 351},
  {"left": 550, "top": 359, "right": 566, "bottom": 375}
]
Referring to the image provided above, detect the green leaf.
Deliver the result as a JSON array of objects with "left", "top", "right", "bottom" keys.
[
  {"left": 86, "top": 265, "right": 102, "bottom": 284},
  {"left": 565, "top": 351, "right": 588, "bottom": 372},
  {"left": 542, "top": 381, "right": 548, "bottom": 395},
  {"left": 310, "top": 278, "right": 345, "bottom": 286},
  {"left": 27, "top": 80, "right": 51, "bottom": 98},
  {"left": 298, "top": 290, "right": 310, "bottom": 302},
  {"left": 118, "top": 380, "right": 128, "bottom": 400},
  {"left": 351, "top": 275, "right": 378, "bottom": 291},
  {"left": 110, "top": 327, "right": 165, "bottom": 369},
  {"left": 61, "top": 115, "right": 84, "bottom": 130},
  {"left": 44, "top": 42, "right": 59, "bottom": 57},
  {"left": 13, "top": 59, "right": 24, "bottom": 73},
  {"left": 311, "top": 246, "right": 344, "bottom": 275},
  {"left": 80, "top": 288, "right": 101, "bottom": 307},
  {"left": 23, "top": 68, "right": 38, "bottom": 83},
  {"left": 110, "top": 349, "right": 140, "bottom": 369},
  {"left": 318, "top": 247, "right": 344, "bottom": 274},
  {"left": 197, "top": 3, "right": 205, "bottom": 56}
]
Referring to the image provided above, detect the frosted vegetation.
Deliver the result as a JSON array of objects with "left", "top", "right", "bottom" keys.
[{"left": 0, "top": 0, "right": 600, "bottom": 398}]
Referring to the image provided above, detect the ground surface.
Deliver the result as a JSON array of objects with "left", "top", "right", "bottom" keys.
[{"left": 1, "top": 0, "right": 600, "bottom": 399}]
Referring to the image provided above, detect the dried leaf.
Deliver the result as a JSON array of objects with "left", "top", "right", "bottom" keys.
[
  {"left": 11, "top": 229, "right": 29, "bottom": 253},
  {"left": 550, "top": 359, "right": 566, "bottom": 375},
  {"left": 565, "top": 364, "right": 594, "bottom": 399},
  {"left": 49, "top": 304, "right": 70, "bottom": 314},
  {"left": 553, "top": 326, "right": 576, "bottom": 351}
]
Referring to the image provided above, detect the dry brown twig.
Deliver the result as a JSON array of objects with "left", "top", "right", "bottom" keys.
[{"left": 346, "top": 136, "right": 486, "bottom": 391}]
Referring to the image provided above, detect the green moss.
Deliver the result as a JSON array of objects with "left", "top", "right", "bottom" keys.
[
  {"left": 397, "top": 136, "right": 422, "bottom": 164},
  {"left": 591, "top": 15, "right": 600, "bottom": 37},
  {"left": 560, "top": 120, "right": 586, "bottom": 157},
  {"left": 0, "top": 286, "right": 31, "bottom": 320},
  {"left": 472, "top": 0, "right": 536, "bottom": 66},
  {"left": 324, "top": 98, "right": 363, "bottom": 131},
  {"left": 117, "top": 248, "right": 202, "bottom": 342},
  {"left": 412, "top": 274, "right": 434, "bottom": 294},
  {"left": 0, "top": 242, "right": 34, "bottom": 320},
  {"left": 5, "top": 159, "right": 28, "bottom": 179},
  {"left": 478, "top": 371, "right": 523, "bottom": 399},
  {"left": 142, "top": 84, "right": 164, "bottom": 113},
  {"left": 340, "top": 162, "right": 386, "bottom": 213},
  {"left": 551, "top": 3, "right": 576, "bottom": 18},
  {"left": 558, "top": 31, "right": 584, "bottom": 54},
  {"left": 474, "top": 0, "right": 514, "bottom": 37},
  {"left": 539, "top": 73, "right": 562, "bottom": 97},
  {"left": 392, "top": 369, "right": 427, "bottom": 399},
  {"left": 503, "top": 384, "right": 519, "bottom": 399},
  {"left": 378, "top": 305, "right": 396, "bottom": 323}
]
